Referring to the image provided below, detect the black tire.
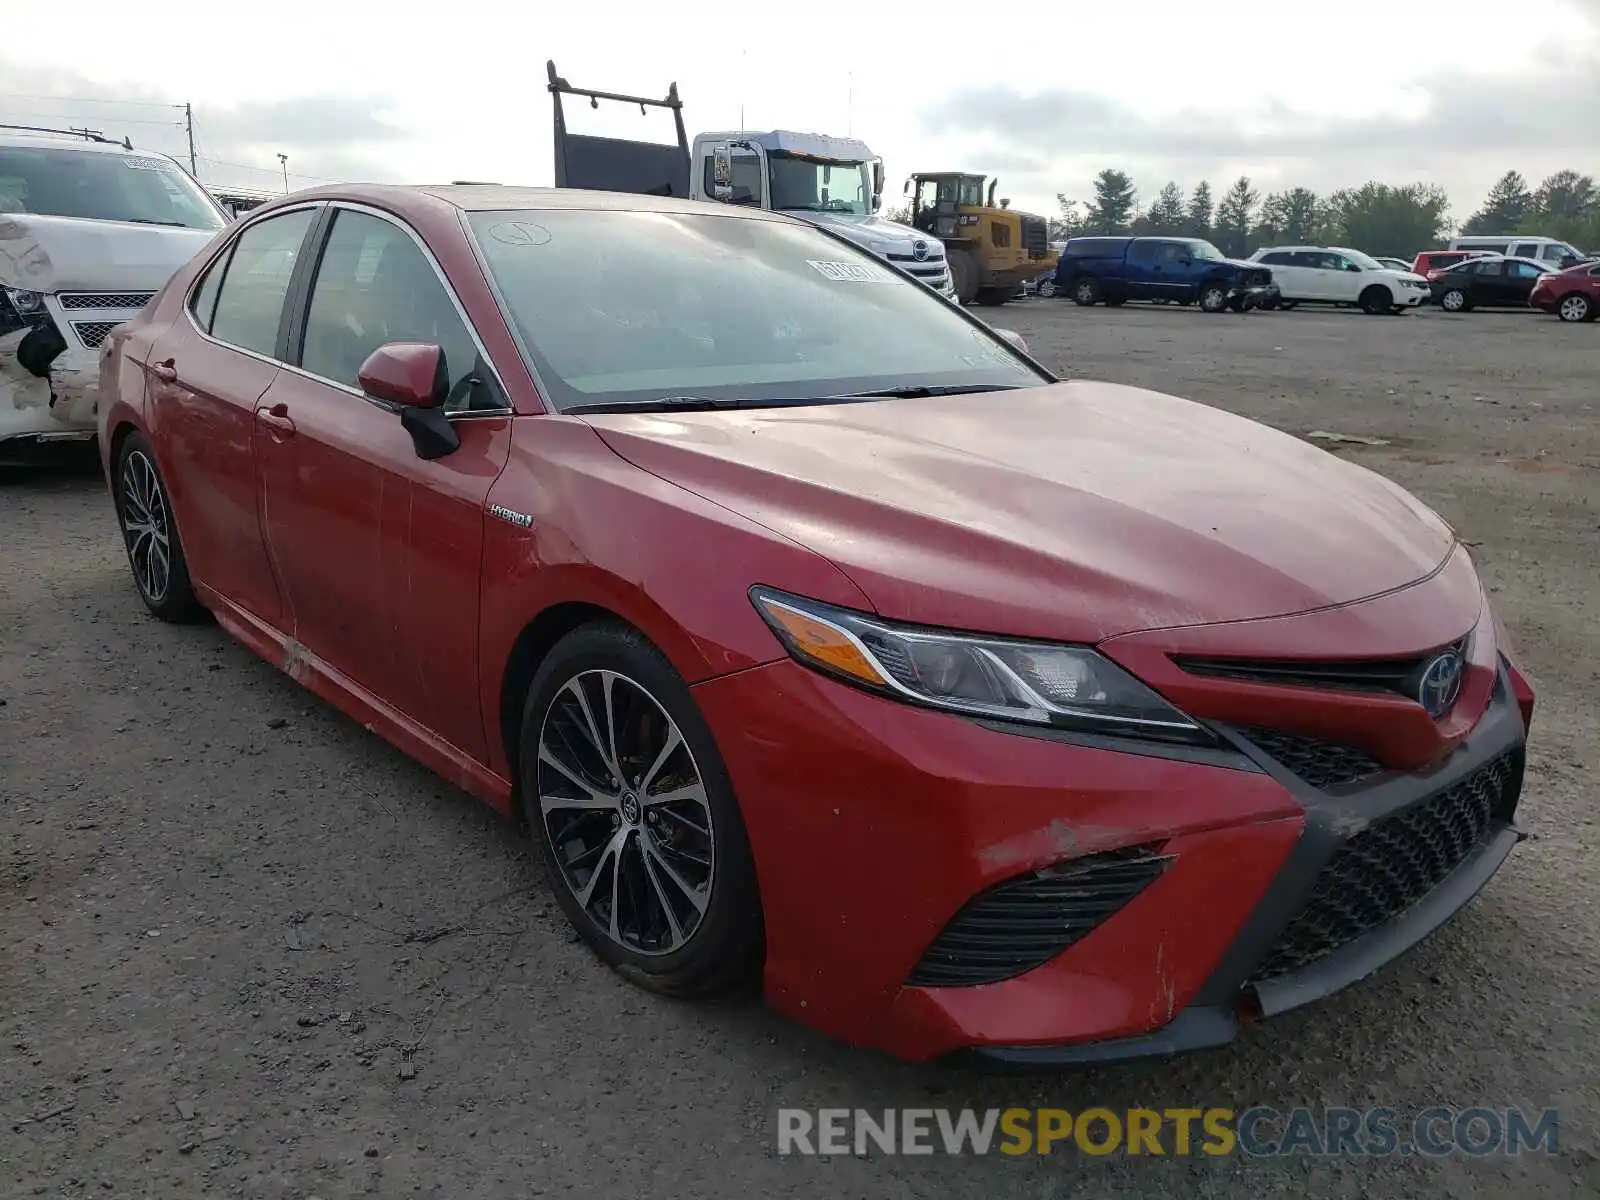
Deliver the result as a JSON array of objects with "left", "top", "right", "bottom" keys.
[
  {"left": 1198, "top": 281, "right": 1230, "bottom": 313},
  {"left": 519, "top": 620, "right": 763, "bottom": 998},
  {"left": 1359, "top": 285, "right": 1393, "bottom": 315},
  {"left": 1438, "top": 288, "right": 1470, "bottom": 313},
  {"left": 1279, "top": 299, "right": 1298, "bottom": 310},
  {"left": 1260, "top": 294, "right": 1280, "bottom": 310},
  {"left": 1556, "top": 292, "right": 1593, "bottom": 323},
  {"left": 975, "top": 287, "right": 1010, "bottom": 306},
  {"left": 1036, "top": 278, "right": 1057, "bottom": 299},
  {"left": 112, "top": 431, "right": 204, "bottom": 622},
  {"left": 1072, "top": 276, "right": 1101, "bottom": 306},
  {"left": 947, "top": 248, "right": 980, "bottom": 305},
  {"left": 1103, "top": 296, "right": 1127, "bottom": 307}
]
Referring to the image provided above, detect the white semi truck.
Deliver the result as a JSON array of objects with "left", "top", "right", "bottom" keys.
[{"left": 547, "top": 62, "right": 955, "bottom": 300}]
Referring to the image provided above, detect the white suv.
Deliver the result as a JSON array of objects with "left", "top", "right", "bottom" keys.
[
  {"left": 1247, "top": 245, "right": 1431, "bottom": 315},
  {"left": 1, "top": 128, "right": 227, "bottom": 455}
]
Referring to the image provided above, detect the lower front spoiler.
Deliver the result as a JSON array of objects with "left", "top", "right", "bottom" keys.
[{"left": 949, "top": 822, "right": 1523, "bottom": 1071}]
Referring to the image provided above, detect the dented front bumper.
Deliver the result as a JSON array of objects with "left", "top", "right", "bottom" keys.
[{"left": 1, "top": 290, "right": 136, "bottom": 447}]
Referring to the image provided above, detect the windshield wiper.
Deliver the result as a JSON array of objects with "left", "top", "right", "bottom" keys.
[
  {"left": 123, "top": 218, "right": 189, "bottom": 227},
  {"left": 565, "top": 384, "right": 1027, "bottom": 416}
]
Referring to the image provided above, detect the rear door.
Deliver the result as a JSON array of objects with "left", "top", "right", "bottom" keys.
[
  {"left": 1475, "top": 259, "right": 1514, "bottom": 304},
  {"left": 1504, "top": 259, "right": 1546, "bottom": 303},
  {"left": 253, "top": 203, "right": 514, "bottom": 759},
  {"left": 1124, "top": 240, "right": 1161, "bottom": 299},
  {"left": 144, "top": 205, "right": 322, "bottom": 626}
]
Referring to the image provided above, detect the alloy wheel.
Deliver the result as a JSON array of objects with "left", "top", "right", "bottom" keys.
[
  {"left": 1037, "top": 279, "right": 1055, "bottom": 298},
  {"left": 537, "top": 669, "right": 716, "bottom": 956},
  {"left": 1559, "top": 294, "right": 1590, "bottom": 322},
  {"left": 1441, "top": 290, "right": 1466, "bottom": 312},
  {"left": 119, "top": 450, "right": 172, "bottom": 603}
]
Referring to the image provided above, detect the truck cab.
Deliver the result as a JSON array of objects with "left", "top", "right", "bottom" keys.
[
  {"left": 691, "top": 131, "right": 953, "bottom": 298},
  {"left": 906, "top": 172, "right": 1057, "bottom": 305}
]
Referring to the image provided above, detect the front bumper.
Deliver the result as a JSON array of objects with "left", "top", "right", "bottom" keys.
[
  {"left": 1, "top": 292, "right": 133, "bottom": 445},
  {"left": 692, "top": 591, "right": 1527, "bottom": 1065}
]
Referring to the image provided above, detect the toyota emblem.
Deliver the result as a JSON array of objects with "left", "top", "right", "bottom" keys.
[{"left": 912, "top": 240, "right": 929, "bottom": 261}]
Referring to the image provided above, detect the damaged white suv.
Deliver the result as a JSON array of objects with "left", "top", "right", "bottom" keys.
[{"left": 1, "top": 128, "right": 227, "bottom": 455}]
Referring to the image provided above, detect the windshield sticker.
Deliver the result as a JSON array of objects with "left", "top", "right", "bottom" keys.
[
  {"left": 806, "top": 259, "right": 886, "bottom": 283},
  {"left": 487, "top": 221, "right": 551, "bottom": 247},
  {"left": 122, "top": 157, "right": 167, "bottom": 171}
]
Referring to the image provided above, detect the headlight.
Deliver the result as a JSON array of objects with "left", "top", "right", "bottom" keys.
[
  {"left": 750, "top": 588, "right": 1211, "bottom": 743},
  {"left": 3, "top": 287, "right": 44, "bottom": 315}
]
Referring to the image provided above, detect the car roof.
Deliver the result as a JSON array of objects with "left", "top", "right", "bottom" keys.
[
  {"left": 272, "top": 182, "right": 793, "bottom": 220},
  {"left": 0, "top": 129, "right": 141, "bottom": 155}
]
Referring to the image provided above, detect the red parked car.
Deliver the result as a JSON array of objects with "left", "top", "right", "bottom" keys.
[
  {"left": 1411, "top": 249, "right": 1492, "bottom": 280},
  {"left": 1529, "top": 260, "right": 1600, "bottom": 322},
  {"left": 98, "top": 185, "right": 1536, "bottom": 1066}
]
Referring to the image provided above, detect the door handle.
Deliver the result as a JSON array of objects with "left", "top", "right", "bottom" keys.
[
  {"left": 255, "top": 402, "right": 297, "bottom": 437},
  {"left": 151, "top": 358, "right": 178, "bottom": 384}
]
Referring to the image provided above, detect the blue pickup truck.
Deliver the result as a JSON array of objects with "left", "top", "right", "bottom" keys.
[{"left": 1052, "top": 236, "right": 1278, "bottom": 312}]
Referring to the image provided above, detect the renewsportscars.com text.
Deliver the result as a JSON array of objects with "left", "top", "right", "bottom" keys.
[{"left": 776, "top": 1106, "right": 1559, "bottom": 1158}]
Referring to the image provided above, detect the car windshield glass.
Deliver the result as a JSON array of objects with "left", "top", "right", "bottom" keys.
[
  {"left": 0, "top": 146, "right": 224, "bottom": 230},
  {"left": 1336, "top": 248, "right": 1385, "bottom": 270},
  {"left": 1188, "top": 240, "right": 1225, "bottom": 260},
  {"left": 467, "top": 209, "right": 1048, "bottom": 412},
  {"left": 765, "top": 153, "right": 871, "bottom": 215}
]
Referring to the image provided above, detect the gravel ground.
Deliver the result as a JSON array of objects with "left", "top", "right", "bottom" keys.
[{"left": 3, "top": 302, "right": 1598, "bottom": 1199}]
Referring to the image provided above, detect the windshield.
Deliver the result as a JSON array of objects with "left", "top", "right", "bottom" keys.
[
  {"left": 1335, "top": 248, "right": 1386, "bottom": 271},
  {"left": 467, "top": 209, "right": 1047, "bottom": 412},
  {"left": 0, "top": 145, "right": 225, "bottom": 230},
  {"left": 766, "top": 153, "right": 872, "bottom": 215},
  {"left": 1188, "top": 240, "right": 1225, "bottom": 260}
]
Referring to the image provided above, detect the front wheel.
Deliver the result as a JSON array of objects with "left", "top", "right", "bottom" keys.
[
  {"left": 1359, "top": 285, "right": 1393, "bottom": 315},
  {"left": 1072, "top": 277, "right": 1101, "bottom": 306},
  {"left": 1036, "top": 278, "right": 1056, "bottom": 299},
  {"left": 975, "top": 287, "right": 1011, "bottom": 306},
  {"left": 520, "top": 621, "right": 763, "bottom": 998},
  {"left": 947, "top": 248, "right": 980, "bottom": 305},
  {"left": 1199, "top": 282, "right": 1230, "bottom": 313},
  {"left": 1439, "top": 288, "right": 1469, "bottom": 313},
  {"left": 112, "top": 431, "right": 204, "bottom": 622},
  {"left": 1557, "top": 293, "right": 1593, "bottom": 323}
]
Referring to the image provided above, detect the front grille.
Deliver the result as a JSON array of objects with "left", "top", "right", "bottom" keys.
[
  {"left": 1175, "top": 638, "right": 1467, "bottom": 700},
  {"left": 1242, "top": 268, "right": 1271, "bottom": 287},
  {"left": 58, "top": 292, "right": 154, "bottom": 311},
  {"left": 908, "top": 846, "right": 1170, "bottom": 988},
  {"left": 1237, "top": 726, "right": 1383, "bottom": 789},
  {"left": 1249, "top": 751, "right": 1519, "bottom": 983},
  {"left": 1020, "top": 215, "right": 1049, "bottom": 254},
  {"left": 72, "top": 321, "right": 121, "bottom": 349}
]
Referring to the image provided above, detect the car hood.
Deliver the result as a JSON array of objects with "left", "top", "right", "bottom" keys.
[
  {"left": 582, "top": 381, "right": 1457, "bottom": 643},
  {"left": 0, "top": 212, "right": 220, "bottom": 294},
  {"left": 795, "top": 210, "right": 947, "bottom": 261}
]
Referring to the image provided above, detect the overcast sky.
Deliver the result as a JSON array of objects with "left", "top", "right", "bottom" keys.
[{"left": 2, "top": 0, "right": 1596, "bottom": 224}]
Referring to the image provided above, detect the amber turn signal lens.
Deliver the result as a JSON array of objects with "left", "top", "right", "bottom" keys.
[{"left": 754, "top": 597, "right": 889, "bottom": 687}]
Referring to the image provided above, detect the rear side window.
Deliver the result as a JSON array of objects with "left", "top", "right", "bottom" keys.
[
  {"left": 1065, "top": 238, "right": 1124, "bottom": 258},
  {"left": 1128, "top": 241, "right": 1158, "bottom": 262},
  {"left": 209, "top": 209, "right": 317, "bottom": 358},
  {"left": 1258, "top": 251, "right": 1291, "bottom": 265},
  {"left": 188, "top": 252, "right": 227, "bottom": 332},
  {"left": 298, "top": 209, "right": 499, "bottom": 412}
]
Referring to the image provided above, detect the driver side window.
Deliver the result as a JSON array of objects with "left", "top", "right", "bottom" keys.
[{"left": 297, "top": 209, "right": 502, "bottom": 413}]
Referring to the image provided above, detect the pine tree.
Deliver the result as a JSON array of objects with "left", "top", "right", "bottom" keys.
[
  {"left": 1463, "top": 171, "right": 1534, "bottom": 234},
  {"left": 1214, "top": 176, "right": 1260, "bottom": 257},
  {"left": 1084, "top": 169, "right": 1137, "bottom": 234},
  {"left": 1145, "top": 182, "right": 1186, "bottom": 234},
  {"left": 1185, "top": 181, "right": 1213, "bottom": 239}
]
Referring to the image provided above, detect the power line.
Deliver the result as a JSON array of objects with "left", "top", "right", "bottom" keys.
[
  {"left": 194, "top": 154, "right": 334, "bottom": 184},
  {"left": 0, "top": 92, "right": 183, "bottom": 109},
  {"left": 0, "top": 109, "right": 185, "bottom": 128}
]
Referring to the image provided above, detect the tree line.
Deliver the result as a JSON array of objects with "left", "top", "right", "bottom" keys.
[{"left": 1047, "top": 169, "right": 1600, "bottom": 260}]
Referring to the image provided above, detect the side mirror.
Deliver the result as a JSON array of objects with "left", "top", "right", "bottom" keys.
[
  {"left": 993, "top": 327, "right": 1028, "bottom": 354},
  {"left": 357, "top": 341, "right": 461, "bottom": 461},
  {"left": 871, "top": 161, "right": 884, "bottom": 201},
  {"left": 902, "top": 178, "right": 911, "bottom": 196},
  {"left": 1346, "top": 264, "right": 1362, "bottom": 272},
  {"left": 710, "top": 144, "right": 733, "bottom": 202}
]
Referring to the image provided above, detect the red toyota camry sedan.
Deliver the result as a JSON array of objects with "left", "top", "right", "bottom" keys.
[{"left": 97, "top": 185, "right": 1536, "bottom": 1066}]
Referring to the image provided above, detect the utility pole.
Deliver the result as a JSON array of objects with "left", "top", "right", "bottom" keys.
[
  {"left": 277, "top": 153, "right": 289, "bottom": 193},
  {"left": 184, "top": 103, "right": 197, "bottom": 175}
]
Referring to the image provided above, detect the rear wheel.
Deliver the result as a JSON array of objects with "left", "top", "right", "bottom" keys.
[
  {"left": 1199, "top": 282, "right": 1230, "bottom": 313},
  {"left": 112, "top": 431, "right": 204, "bottom": 623},
  {"left": 1072, "top": 277, "right": 1101, "bottom": 306},
  {"left": 1359, "top": 285, "right": 1393, "bottom": 315},
  {"left": 1439, "top": 288, "right": 1469, "bottom": 313},
  {"left": 520, "top": 621, "right": 763, "bottom": 998},
  {"left": 1557, "top": 292, "right": 1593, "bottom": 323}
]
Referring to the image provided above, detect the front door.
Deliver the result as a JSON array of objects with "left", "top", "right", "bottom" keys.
[
  {"left": 253, "top": 205, "right": 513, "bottom": 760},
  {"left": 145, "top": 206, "right": 320, "bottom": 626}
]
